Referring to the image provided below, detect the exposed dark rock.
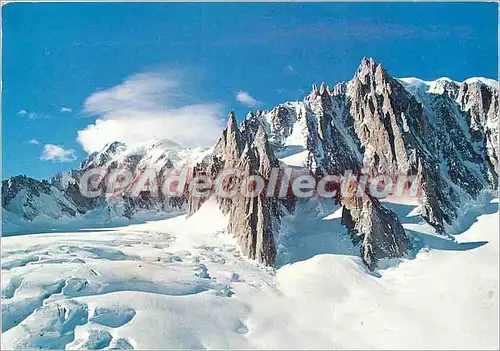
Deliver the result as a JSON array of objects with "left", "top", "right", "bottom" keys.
[
  {"left": 341, "top": 57, "right": 496, "bottom": 232},
  {"left": 187, "top": 113, "right": 287, "bottom": 266},
  {"left": 341, "top": 195, "right": 411, "bottom": 270},
  {"left": 457, "top": 79, "right": 499, "bottom": 179},
  {"left": 226, "top": 125, "right": 281, "bottom": 264}
]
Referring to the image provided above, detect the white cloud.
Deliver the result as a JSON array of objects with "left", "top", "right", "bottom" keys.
[
  {"left": 28, "top": 139, "right": 40, "bottom": 145},
  {"left": 17, "top": 109, "right": 45, "bottom": 119},
  {"left": 60, "top": 107, "right": 73, "bottom": 113},
  {"left": 77, "top": 72, "right": 224, "bottom": 153},
  {"left": 40, "top": 144, "right": 77, "bottom": 162},
  {"left": 236, "top": 91, "right": 260, "bottom": 107}
]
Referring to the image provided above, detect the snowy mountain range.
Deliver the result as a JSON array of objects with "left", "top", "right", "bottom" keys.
[{"left": 2, "top": 57, "right": 498, "bottom": 271}]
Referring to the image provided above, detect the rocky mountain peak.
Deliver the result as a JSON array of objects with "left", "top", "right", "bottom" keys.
[
  {"left": 319, "top": 82, "right": 329, "bottom": 96},
  {"left": 310, "top": 82, "right": 332, "bottom": 99},
  {"left": 186, "top": 112, "right": 285, "bottom": 265},
  {"left": 227, "top": 111, "right": 238, "bottom": 131},
  {"left": 220, "top": 112, "right": 245, "bottom": 168},
  {"left": 332, "top": 82, "right": 347, "bottom": 96},
  {"left": 427, "top": 77, "right": 460, "bottom": 98},
  {"left": 80, "top": 141, "right": 127, "bottom": 170},
  {"left": 457, "top": 77, "right": 499, "bottom": 174},
  {"left": 310, "top": 83, "right": 320, "bottom": 98},
  {"left": 353, "top": 56, "right": 389, "bottom": 86},
  {"left": 253, "top": 124, "right": 268, "bottom": 148},
  {"left": 342, "top": 194, "right": 412, "bottom": 270},
  {"left": 2, "top": 175, "right": 78, "bottom": 221},
  {"left": 252, "top": 124, "right": 280, "bottom": 178}
]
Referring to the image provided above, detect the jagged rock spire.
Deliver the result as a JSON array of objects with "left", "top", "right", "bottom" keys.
[
  {"left": 253, "top": 124, "right": 267, "bottom": 145},
  {"left": 357, "top": 56, "right": 379, "bottom": 73},
  {"left": 227, "top": 111, "right": 238, "bottom": 130},
  {"left": 354, "top": 56, "right": 390, "bottom": 85},
  {"left": 332, "top": 82, "right": 346, "bottom": 96},
  {"left": 187, "top": 114, "right": 283, "bottom": 266},
  {"left": 223, "top": 111, "right": 244, "bottom": 167},
  {"left": 341, "top": 194, "right": 411, "bottom": 271},
  {"left": 312, "top": 83, "right": 319, "bottom": 94},
  {"left": 319, "top": 82, "right": 328, "bottom": 95},
  {"left": 311, "top": 82, "right": 332, "bottom": 97},
  {"left": 252, "top": 124, "right": 279, "bottom": 177}
]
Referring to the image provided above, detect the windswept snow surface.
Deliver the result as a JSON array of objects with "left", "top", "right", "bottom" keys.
[{"left": 1, "top": 197, "right": 499, "bottom": 349}]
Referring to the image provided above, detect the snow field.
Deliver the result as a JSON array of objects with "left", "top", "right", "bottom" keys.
[{"left": 1, "top": 197, "right": 498, "bottom": 349}]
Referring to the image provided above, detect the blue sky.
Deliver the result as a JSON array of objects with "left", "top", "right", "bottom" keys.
[{"left": 2, "top": 2, "right": 498, "bottom": 179}]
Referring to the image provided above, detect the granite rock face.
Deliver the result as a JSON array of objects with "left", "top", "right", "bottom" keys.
[
  {"left": 188, "top": 113, "right": 286, "bottom": 265},
  {"left": 294, "top": 57, "right": 496, "bottom": 233},
  {"left": 239, "top": 57, "right": 497, "bottom": 266},
  {"left": 341, "top": 195, "right": 411, "bottom": 271},
  {"left": 457, "top": 78, "right": 499, "bottom": 174},
  {"left": 227, "top": 126, "right": 281, "bottom": 264}
]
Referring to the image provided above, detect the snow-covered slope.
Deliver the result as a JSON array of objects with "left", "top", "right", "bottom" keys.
[
  {"left": 79, "top": 138, "right": 206, "bottom": 174},
  {"left": 399, "top": 75, "right": 499, "bottom": 172},
  {"left": 399, "top": 76, "right": 498, "bottom": 95},
  {"left": 2, "top": 197, "right": 498, "bottom": 349},
  {"left": 2, "top": 176, "right": 80, "bottom": 222},
  {"left": 2, "top": 139, "right": 208, "bottom": 232}
]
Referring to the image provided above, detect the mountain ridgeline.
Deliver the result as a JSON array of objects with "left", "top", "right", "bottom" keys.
[{"left": 2, "top": 57, "right": 498, "bottom": 270}]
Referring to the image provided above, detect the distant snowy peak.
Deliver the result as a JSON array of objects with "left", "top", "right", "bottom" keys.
[
  {"left": 79, "top": 138, "right": 207, "bottom": 174},
  {"left": 463, "top": 77, "right": 498, "bottom": 90},
  {"left": 398, "top": 76, "right": 498, "bottom": 98},
  {"left": 2, "top": 138, "right": 209, "bottom": 225},
  {"left": 80, "top": 141, "right": 127, "bottom": 170},
  {"left": 2, "top": 175, "right": 80, "bottom": 221},
  {"left": 398, "top": 76, "right": 498, "bottom": 153},
  {"left": 398, "top": 76, "right": 499, "bottom": 88}
]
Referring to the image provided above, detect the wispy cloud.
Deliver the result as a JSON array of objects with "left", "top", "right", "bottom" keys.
[
  {"left": 60, "top": 107, "right": 73, "bottom": 113},
  {"left": 78, "top": 71, "right": 224, "bottom": 153},
  {"left": 17, "top": 109, "right": 46, "bottom": 120},
  {"left": 28, "top": 139, "right": 40, "bottom": 145},
  {"left": 284, "top": 65, "right": 296, "bottom": 74},
  {"left": 236, "top": 91, "right": 261, "bottom": 107},
  {"left": 40, "top": 144, "right": 77, "bottom": 162},
  {"left": 215, "top": 20, "right": 472, "bottom": 47}
]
